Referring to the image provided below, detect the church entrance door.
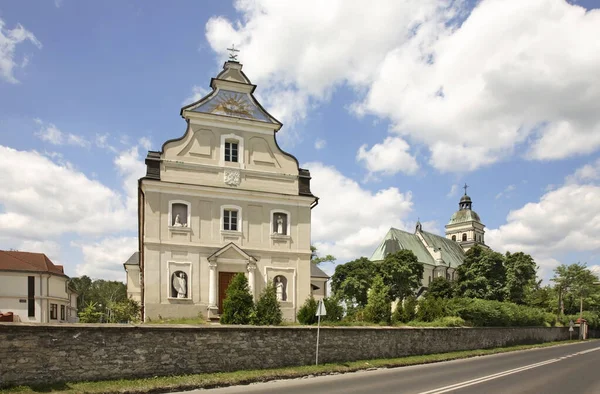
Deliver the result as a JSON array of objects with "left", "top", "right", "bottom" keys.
[{"left": 218, "top": 272, "right": 237, "bottom": 314}]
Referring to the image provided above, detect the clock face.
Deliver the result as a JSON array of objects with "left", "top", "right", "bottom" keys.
[{"left": 211, "top": 93, "right": 254, "bottom": 119}]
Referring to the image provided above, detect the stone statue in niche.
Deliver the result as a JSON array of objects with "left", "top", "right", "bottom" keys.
[
  {"left": 172, "top": 271, "right": 187, "bottom": 298},
  {"left": 173, "top": 214, "right": 183, "bottom": 227},
  {"left": 275, "top": 276, "right": 285, "bottom": 301},
  {"left": 277, "top": 215, "right": 284, "bottom": 235}
]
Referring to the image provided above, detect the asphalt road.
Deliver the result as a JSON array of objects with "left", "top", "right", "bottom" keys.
[{"left": 179, "top": 341, "right": 600, "bottom": 394}]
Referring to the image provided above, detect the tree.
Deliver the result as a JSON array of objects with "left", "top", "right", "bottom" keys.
[
  {"left": 297, "top": 295, "right": 318, "bottom": 325},
  {"left": 70, "top": 276, "right": 127, "bottom": 315},
  {"left": 69, "top": 275, "right": 93, "bottom": 311},
  {"left": 254, "top": 283, "right": 282, "bottom": 325},
  {"left": 378, "top": 250, "right": 424, "bottom": 301},
  {"left": 331, "top": 257, "right": 377, "bottom": 307},
  {"left": 363, "top": 275, "right": 391, "bottom": 324},
  {"left": 400, "top": 295, "right": 418, "bottom": 323},
  {"left": 109, "top": 298, "right": 141, "bottom": 323},
  {"left": 220, "top": 273, "right": 254, "bottom": 325},
  {"left": 552, "top": 263, "right": 599, "bottom": 315},
  {"left": 322, "top": 295, "right": 344, "bottom": 322},
  {"left": 455, "top": 245, "right": 505, "bottom": 301},
  {"left": 427, "top": 277, "right": 454, "bottom": 299},
  {"left": 78, "top": 302, "right": 103, "bottom": 323},
  {"left": 311, "top": 245, "right": 336, "bottom": 265},
  {"left": 504, "top": 252, "right": 537, "bottom": 304}
]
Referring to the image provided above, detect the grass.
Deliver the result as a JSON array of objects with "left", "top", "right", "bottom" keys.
[{"left": 1, "top": 340, "right": 589, "bottom": 394}]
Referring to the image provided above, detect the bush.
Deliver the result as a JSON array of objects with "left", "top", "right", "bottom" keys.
[
  {"left": 407, "top": 316, "right": 467, "bottom": 327},
  {"left": 363, "top": 275, "right": 391, "bottom": 324},
  {"left": 78, "top": 302, "right": 103, "bottom": 323},
  {"left": 416, "top": 297, "right": 446, "bottom": 322},
  {"left": 391, "top": 301, "right": 403, "bottom": 324},
  {"left": 445, "top": 298, "right": 548, "bottom": 327},
  {"left": 220, "top": 273, "right": 254, "bottom": 325},
  {"left": 322, "top": 296, "right": 344, "bottom": 322},
  {"left": 254, "top": 283, "right": 282, "bottom": 325},
  {"left": 297, "top": 295, "right": 318, "bottom": 325},
  {"left": 109, "top": 298, "right": 141, "bottom": 323},
  {"left": 400, "top": 295, "right": 418, "bottom": 323}
]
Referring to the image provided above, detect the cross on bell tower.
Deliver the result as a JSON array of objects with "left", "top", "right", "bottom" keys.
[
  {"left": 463, "top": 183, "right": 469, "bottom": 195},
  {"left": 227, "top": 44, "right": 240, "bottom": 61}
]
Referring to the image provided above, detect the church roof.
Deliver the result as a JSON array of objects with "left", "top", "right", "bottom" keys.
[
  {"left": 311, "top": 264, "right": 330, "bottom": 279},
  {"left": 0, "top": 250, "right": 67, "bottom": 277},
  {"left": 419, "top": 231, "right": 465, "bottom": 268},
  {"left": 370, "top": 228, "right": 435, "bottom": 265},
  {"left": 123, "top": 252, "right": 139, "bottom": 266},
  {"left": 447, "top": 209, "right": 481, "bottom": 225}
]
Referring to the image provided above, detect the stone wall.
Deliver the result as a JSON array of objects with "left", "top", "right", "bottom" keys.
[{"left": 0, "top": 323, "right": 574, "bottom": 387}]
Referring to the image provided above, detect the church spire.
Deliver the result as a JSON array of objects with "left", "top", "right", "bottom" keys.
[{"left": 459, "top": 184, "right": 472, "bottom": 211}]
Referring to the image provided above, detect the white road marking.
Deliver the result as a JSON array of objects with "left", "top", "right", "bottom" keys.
[{"left": 417, "top": 345, "right": 600, "bottom": 394}]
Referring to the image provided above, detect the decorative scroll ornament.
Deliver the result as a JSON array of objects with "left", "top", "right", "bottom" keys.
[{"left": 224, "top": 169, "right": 241, "bottom": 186}]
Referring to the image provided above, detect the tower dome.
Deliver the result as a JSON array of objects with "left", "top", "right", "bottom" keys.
[{"left": 444, "top": 183, "right": 486, "bottom": 251}]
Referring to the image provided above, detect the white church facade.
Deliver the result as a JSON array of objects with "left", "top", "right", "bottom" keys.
[
  {"left": 124, "top": 60, "right": 327, "bottom": 321},
  {"left": 370, "top": 187, "right": 487, "bottom": 295}
]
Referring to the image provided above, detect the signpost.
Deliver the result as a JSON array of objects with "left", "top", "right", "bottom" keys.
[
  {"left": 315, "top": 299, "right": 327, "bottom": 365},
  {"left": 569, "top": 320, "right": 574, "bottom": 340}
]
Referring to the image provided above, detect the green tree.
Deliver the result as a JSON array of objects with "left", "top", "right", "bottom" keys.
[
  {"left": 69, "top": 275, "right": 93, "bottom": 312},
  {"left": 254, "top": 283, "right": 282, "bottom": 325},
  {"left": 109, "top": 298, "right": 141, "bottom": 323},
  {"left": 220, "top": 273, "right": 254, "bottom": 325},
  {"left": 427, "top": 277, "right": 454, "bottom": 299},
  {"left": 311, "top": 245, "right": 336, "bottom": 265},
  {"left": 364, "top": 275, "right": 391, "bottom": 324},
  {"left": 297, "top": 295, "right": 318, "bottom": 325},
  {"left": 504, "top": 252, "right": 537, "bottom": 304},
  {"left": 400, "top": 295, "right": 418, "bottom": 323},
  {"left": 378, "top": 250, "right": 424, "bottom": 301},
  {"left": 552, "top": 263, "right": 599, "bottom": 315},
  {"left": 455, "top": 245, "right": 506, "bottom": 301},
  {"left": 78, "top": 302, "right": 103, "bottom": 323},
  {"left": 331, "top": 257, "right": 377, "bottom": 307},
  {"left": 322, "top": 295, "right": 344, "bottom": 322},
  {"left": 524, "top": 282, "right": 555, "bottom": 312}
]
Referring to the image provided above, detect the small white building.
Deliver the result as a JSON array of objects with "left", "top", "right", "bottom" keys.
[{"left": 0, "top": 250, "right": 77, "bottom": 323}]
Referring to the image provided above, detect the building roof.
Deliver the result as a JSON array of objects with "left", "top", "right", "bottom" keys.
[
  {"left": 419, "top": 231, "right": 465, "bottom": 268},
  {"left": 370, "top": 228, "right": 436, "bottom": 265},
  {"left": 123, "top": 252, "right": 139, "bottom": 266},
  {"left": 370, "top": 228, "right": 465, "bottom": 268},
  {"left": 0, "top": 250, "right": 67, "bottom": 277},
  {"left": 447, "top": 209, "right": 482, "bottom": 225},
  {"left": 311, "top": 264, "right": 330, "bottom": 279}
]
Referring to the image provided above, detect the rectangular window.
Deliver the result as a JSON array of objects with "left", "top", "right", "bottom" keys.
[
  {"left": 27, "top": 276, "right": 35, "bottom": 317},
  {"left": 225, "top": 141, "right": 238, "bottom": 162},
  {"left": 224, "top": 209, "right": 238, "bottom": 231},
  {"left": 50, "top": 304, "right": 58, "bottom": 320},
  {"left": 60, "top": 305, "right": 65, "bottom": 320}
]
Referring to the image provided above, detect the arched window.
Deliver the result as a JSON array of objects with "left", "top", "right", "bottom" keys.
[
  {"left": 462, "top": 233, "right": 467, "bottom": 241},
  {"left": 451, "top": 235, "right": 456, "bottom": 241}
]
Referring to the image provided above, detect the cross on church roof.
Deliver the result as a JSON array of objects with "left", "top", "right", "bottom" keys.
[
  {"left": 463, "top": 183, "right": 469, "bottom": 195},
  {"left": 227, "top": 44, "right": 240, "bottom": 61}
]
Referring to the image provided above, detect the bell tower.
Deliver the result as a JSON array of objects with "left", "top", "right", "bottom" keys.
[{"left": 445, "top": 184, "right": 486, "bottom": 252}]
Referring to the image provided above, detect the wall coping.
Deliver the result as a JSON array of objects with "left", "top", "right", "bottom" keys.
[{"left": 0, "top": 322, "right": 568, "bottom": 331}]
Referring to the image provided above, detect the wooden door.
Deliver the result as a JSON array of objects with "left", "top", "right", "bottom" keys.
[{"left": 218, "top": 272, "right": 237, "bottom": 314}]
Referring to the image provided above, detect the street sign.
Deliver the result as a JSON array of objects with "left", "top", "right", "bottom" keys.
[
  {"left": 569, "top": 326, "right": 574, "bottom": 332},
  {"left": 316, "top": 299, "right": 327, "bottom": 316},
  {"left": 569, "top": 320, "right": 574, "bottom": 328}
]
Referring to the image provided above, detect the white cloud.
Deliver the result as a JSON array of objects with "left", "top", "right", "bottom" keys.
[
  {"left": 54, "top": 0, "right": 63, "bottom": 8},
  {"left": 0, "top": 18, "right": 41, "bottom": 83},
  {"left": 357, "top": 136, "right": 419, "bottom": 177},
  {"left": 447, "top": 184, "right": 459, "bottom": 198},
  {"left": 495, "top": 184, "right": 516, "bottom": 200},
  {"left": 0, "top": 146, "right": 134, "bottom": 240},
  {"left": 206, "top": 0, "right": 600, "bottom": 171},
  {"left": 565, "top": 158, "right": 600, "bottom": 185},
  {"left": 74, "top": 237, "right": 137, "bottom": 281},
  {"left": 139, "top": 137, "right": 152, "bottom": 151},
  {"left": 184, "top": 85, "right": 209, "bottom": 105},
  {"left": 314, "top": 139, "right": 326, "bottom": 150},
  {"left": 34, "top": 119, "right": 89, "bottom": 148},
  {"left": 114, "top": 145, "right": 146, "bottom": 213},
  {"left": 307, "top": 162, "right": 413, "bottom": 262}
]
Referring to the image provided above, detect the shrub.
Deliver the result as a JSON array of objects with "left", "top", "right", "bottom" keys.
[
  {"left": 400, "top": 295, "right": 418, "bottom": 323},
  {"left": 78, "top": 302, "right": 103, "bottom": 323},
  {"left": 220, "top": 273, "right": 254, "bottom": 325},
  {"left": 445, "top": 298, "right": 547, "bottom": 327},
  {"left": 363, "top": 275, "right": 391, "bottom": 324},
  {"left": 297, "top": 295, "right": 318, "bottom": 325},
  {"left": 416, "top": 297, "right": 446, "bottom": 322},
  {"left": 254, "top": 283, "right": 282, "bottom": 325},
  {"left": 391, "top": 301, "right": 403, "bottom": 324},
  {"left": 322, "top": 296, "right": 344, "bottom": 322}
]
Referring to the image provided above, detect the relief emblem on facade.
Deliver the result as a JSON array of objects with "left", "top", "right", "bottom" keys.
[{"left": 224, "top": 169, "right": 241, "bottom": 186}]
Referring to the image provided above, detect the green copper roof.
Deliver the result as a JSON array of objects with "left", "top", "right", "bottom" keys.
[
  {"left": 370, "top": 228, "right": 435, "bottom": 265},
  {"left": 447, "top": 209, "right": 481, "bottom": 225},
  {"left": 419, "top": 231, "right": 465, "bottom": 268},
  {"left": 370, "top": 228, "right": 465, "bottom": 268}
]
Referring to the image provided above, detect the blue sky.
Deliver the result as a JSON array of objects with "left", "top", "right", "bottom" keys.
[{"left": 1, "top": 0, "right": 600, "bottom": 282}]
